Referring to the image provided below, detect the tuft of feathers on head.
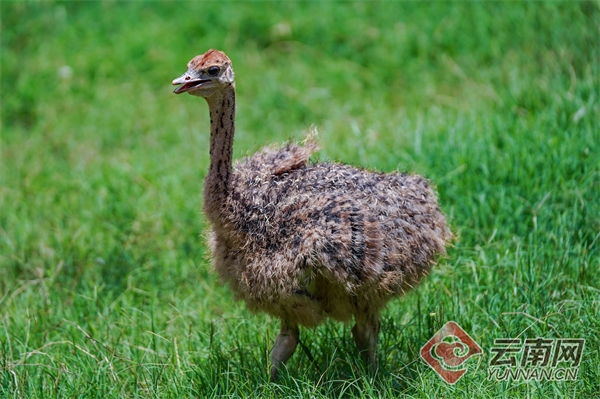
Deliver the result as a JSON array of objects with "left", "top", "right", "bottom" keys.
[{"left": 187, "top": 49, "right": 231, "bottom": 70}]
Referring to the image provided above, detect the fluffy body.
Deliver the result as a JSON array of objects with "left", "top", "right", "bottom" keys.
[{"left": 209, "top": 139, "right": 452, "bottom": 328}]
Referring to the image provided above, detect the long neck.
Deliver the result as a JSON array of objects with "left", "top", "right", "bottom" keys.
[{"left": 204, "top": 84, "right": 235, "bottom": 221}]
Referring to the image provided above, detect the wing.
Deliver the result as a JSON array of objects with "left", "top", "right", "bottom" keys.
[{"left": 234, "top": 135, "right": 320, "bottom": 177}]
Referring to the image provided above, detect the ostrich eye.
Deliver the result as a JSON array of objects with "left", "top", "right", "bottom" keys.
[{"left": 207, "top": 66, "right": 220, "bottom": 76}]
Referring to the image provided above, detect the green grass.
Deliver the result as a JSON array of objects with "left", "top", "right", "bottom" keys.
[{"left": 1, "top": 1, "right": 599, "bottom": 398}]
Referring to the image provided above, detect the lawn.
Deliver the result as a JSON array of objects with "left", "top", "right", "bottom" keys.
[{"left": 1, "top": 1, "right": 599, "bottom": 398}]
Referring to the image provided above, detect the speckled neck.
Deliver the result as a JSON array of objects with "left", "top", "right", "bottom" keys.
[{"left": 204, "top": 84, "right": 235, "bottom": 221}]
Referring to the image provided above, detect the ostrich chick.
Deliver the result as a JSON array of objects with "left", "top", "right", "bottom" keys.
[{"left": 172, "top": 49, "right": 452, "bottom": 381}]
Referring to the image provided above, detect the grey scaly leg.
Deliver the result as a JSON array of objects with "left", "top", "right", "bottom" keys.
[
  {"left": 351, "top": 313, "right": 380, "bottom": 374},
  {"left": 270, "top": 321, "right": 299, "bottom": 382}
]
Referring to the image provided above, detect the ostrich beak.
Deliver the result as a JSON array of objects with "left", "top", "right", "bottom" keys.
[{"left": 172, "top": 71, "right": 210, "bottom": 94}]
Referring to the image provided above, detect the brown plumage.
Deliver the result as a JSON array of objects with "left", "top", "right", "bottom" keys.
[{"left": 173, "top": 49, "right": 452, "bottom": 380}]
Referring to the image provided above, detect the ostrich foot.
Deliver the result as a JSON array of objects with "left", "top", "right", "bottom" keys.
[
  {"left": 270, "top": 321, "right": 299, "bottom": 382},
  {"left": 351, "top": 314, "right": 380, "bottom": 374}
]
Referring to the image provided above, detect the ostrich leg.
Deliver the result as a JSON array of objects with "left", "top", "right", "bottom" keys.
[
  {"left": 351, "top": 313, "right": 380, "bottom": 374},
  {"left": 270, "top": 321, "right": 299, "bottom": 381}
]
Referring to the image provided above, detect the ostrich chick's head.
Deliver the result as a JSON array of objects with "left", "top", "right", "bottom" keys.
[{"left": 172, "top": 49, "right": 234, "bottom": 98}]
